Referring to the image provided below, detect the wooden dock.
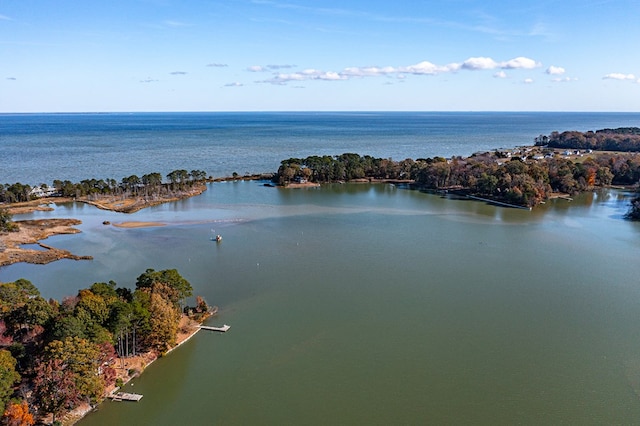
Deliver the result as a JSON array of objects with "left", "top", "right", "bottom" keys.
[
  {"left": 110, "top": 392, "right": 143, "bottom": 402},
  {"left": 200, "top": 324, "right": 231, "bottom": 332}
]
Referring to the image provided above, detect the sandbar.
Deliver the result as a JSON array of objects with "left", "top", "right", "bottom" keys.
[{"left": 112, "top": 221, "right": 167, "bottom": 228}]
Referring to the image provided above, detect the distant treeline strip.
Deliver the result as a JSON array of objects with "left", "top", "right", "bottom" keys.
[
  {"left": 0, "top": 169, "right": 208, "bottom": 203},
  {"left": 535, "top": 127, "right": 640, "bottom": 152}
]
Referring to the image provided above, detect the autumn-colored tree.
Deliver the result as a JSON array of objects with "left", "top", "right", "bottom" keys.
[
  {"left": 147, "top": 292, "right": 180, "bottom": 353},
  {"left": 2, "top": 400, "right": 34, "bottom": 426},
  {"left": 0, "top": 350, "right": 19, "bottom": 416},
  {"left": 75, "top": 289, "right": 110, "bottom": 325},
  {"left": 195, "top": 296, "right": 209, "bottom": 313},
  {"left": 32, "top": 358, "right": 78, "bottom": 424},
  {"left": 44, "top": 337, "right": 105, "bottom": 404},
  {"left": 96, "top": 342, "right": 117, "bottom": 389}
]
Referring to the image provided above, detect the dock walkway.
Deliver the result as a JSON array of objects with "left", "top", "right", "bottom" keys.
[
  {"left": 110, "top": 392, "right": 143, "bottom": 402},
  {"left": 200, "top": 324, "right": 231, "bottom": 332}
]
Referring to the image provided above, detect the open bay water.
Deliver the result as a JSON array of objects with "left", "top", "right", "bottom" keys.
[
  {"left": 1, "top": 112, "right": 640, "bottom": 424},
  {"left": 2, "top": 111, "right": 640, "bottom": 185}
]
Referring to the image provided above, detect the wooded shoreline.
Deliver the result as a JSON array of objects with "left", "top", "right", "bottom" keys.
[{"left": 3, "top": 143, "right": 640, "bottom": 267}]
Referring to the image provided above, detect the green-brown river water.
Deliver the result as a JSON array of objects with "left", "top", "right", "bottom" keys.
[{"left": 2, "top": 182, "right": 640, "bottom": 425}]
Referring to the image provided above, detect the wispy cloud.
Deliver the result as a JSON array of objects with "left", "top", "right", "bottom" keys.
[
  {"left": 523, "top": 78, "right": 534, "bottom": 84},
  {"left": 6, "top": 77, "right": 16, "bottom": 81},
  {"left": 140, "top": 78, "right": 159, "bottom": 83},
  {"left": 260, "top": 69, "right": 347, "bottom": 85},
  {"left": 247, "top": 64, "right": 297, "bottom": 72},
  {"left": 493, "top": 71, "right": 508, "bottom": 79},
  {"left": 551, "top": 77, "right": 577, "bottom": 83},
  {"left": 0, "top": 14, "right": 11, "bottom": 21},
  {"left": 164, "top": 20, "right": 192, "bottom": 28},
  {"left": 170, "top": 71, "right": 187, "bottom": 75},
  {"left": 224, "top": 82, "right": 244, "bottom": 87},
  {"left": 252, "top": 0, "right": 550, "bottom": 41},
  {"left": 257, "top": 56, "right": 542, "bottom": 85},
  {"left": 207, "top": 63, "right": 228, "bottom": 67},
  {"left": 266, "top": 64, "right": 296, "bottom": 70}
]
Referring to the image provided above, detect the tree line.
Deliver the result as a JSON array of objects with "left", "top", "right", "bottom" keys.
[
  {"left": 0, "top": 269, "right": 210, "bottom": 424},
  {"left": 0, "top": 169, "right": 209, "bottom": 203},
  {"left": 275, "top": 151, "right": 640, "bottom": 210},
  {"left": 535, "top": 127, "right": 640, "bottom": 152}
]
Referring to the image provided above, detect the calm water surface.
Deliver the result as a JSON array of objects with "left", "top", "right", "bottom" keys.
[
  {"left": 2, "top": 182, "right": 640, "bottom": 424},
  {"left": 3, "top": 111, "right": 640, "bottom": 184}
]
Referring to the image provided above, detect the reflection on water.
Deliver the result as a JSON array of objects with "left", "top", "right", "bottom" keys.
[{"left": 3, "top": 182, "right": 640, "bottom": 424}]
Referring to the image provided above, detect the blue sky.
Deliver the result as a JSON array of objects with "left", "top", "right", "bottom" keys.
[{"left": 1, "top": 0, "right": 639, "bottom": 112}]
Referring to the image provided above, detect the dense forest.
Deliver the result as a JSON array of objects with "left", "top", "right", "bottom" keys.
[
  {"left": 535, "top": 127, "right": 640, "bottom": 152},
  {"left": 276, "top": 151, "right": 640, "bottom": 209},
  {"left": 0, "top": 169, "right": 208, "bottom": 204},
  {"left": 0, "top": 269, "right": 209, "bottom": 424}
]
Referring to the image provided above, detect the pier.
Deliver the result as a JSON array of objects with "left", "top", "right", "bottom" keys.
[
  {"left": 110, "top": 392, "right": 143, "bottom": 402},
  {"left": 466, "top": 195, "right": 532, "bottom": 211},
  {"left": 200, "top": 324, "right": 231, "bottom": 332}
]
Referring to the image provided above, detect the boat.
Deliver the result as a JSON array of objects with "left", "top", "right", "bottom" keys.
[{"left": 215, "top": 234, "right": 222, "bottom": 242}]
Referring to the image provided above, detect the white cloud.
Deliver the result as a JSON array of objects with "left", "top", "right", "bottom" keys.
[
  {"left": 603, "top": 73, "right": 636, "bottom": 81},
  {"left": 207, "top": 63, "right": 228, "bottom": 68},
  {"left": 256, "top": 55, "right": 542, "bottom": 85},
  {"left": 224, "top": 82, "right": 243, "bottom": 87},
  {"left": 501, "top": 57, "right": 540, "bottom": 69},
  {"left": 170, "top": 71, "right": 187, "bottom": 75},
  {"left": 523, "top": 78, "right": 534, "bottom": 84},
  {"left": 318, "top": 71, "right": 344, "bottom": 80},
  {"left": 460, "top": 56, "right": 539, "bottom": 71},
  {"left": 546, "top": 65, "right": 565, "bottom": 75},
  {"left": 462, "top": 57, "right": 498, "bottom": 70},
  {"left": 0, "top": 14, "right": 11, "bottom": 21},
  {"left": 342, "top": 66, "right": 395, "bottom": 77},
  {"left": 403, "top": 61, "right": 460, "bottom": 74}
]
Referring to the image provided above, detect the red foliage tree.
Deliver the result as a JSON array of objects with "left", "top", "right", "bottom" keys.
[{"left": 31, "top": 358, "right": 79, "bottom": 423}]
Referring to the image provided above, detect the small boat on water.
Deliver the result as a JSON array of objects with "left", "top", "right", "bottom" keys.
[{"left": 210, "top": 229, "right": 223, "bottom": 242}]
